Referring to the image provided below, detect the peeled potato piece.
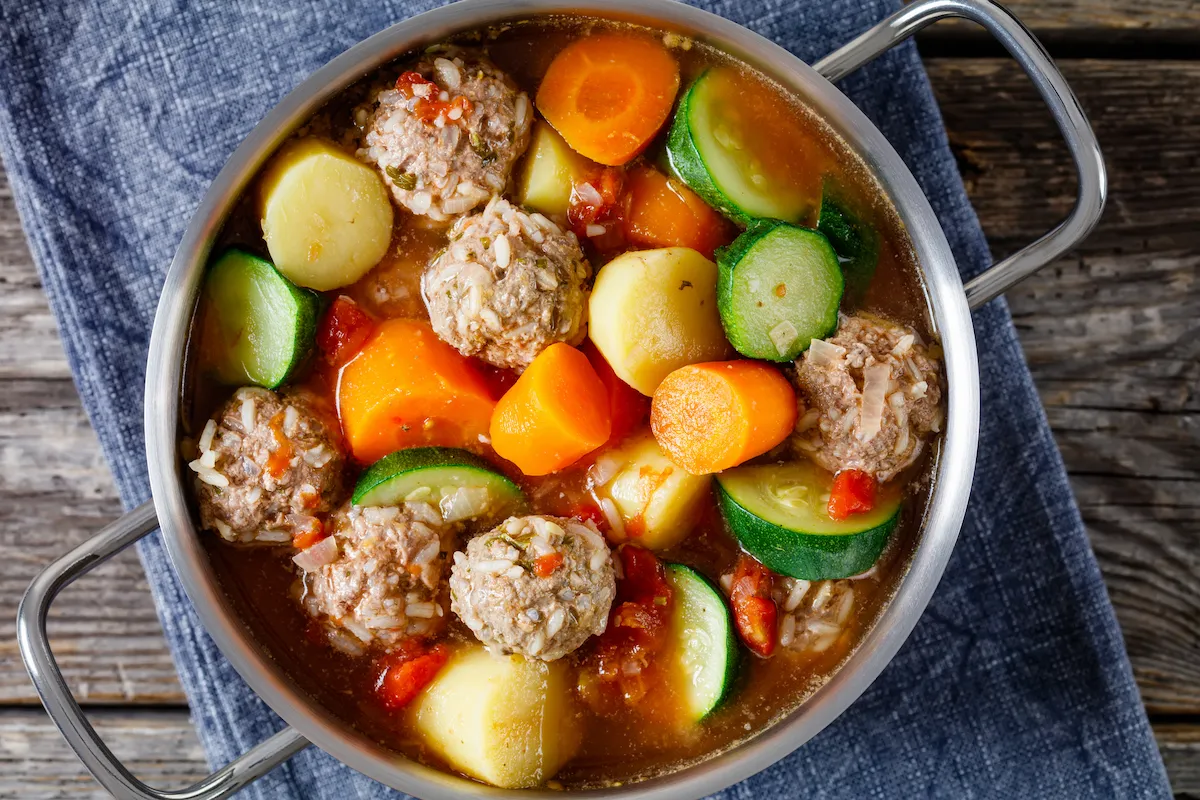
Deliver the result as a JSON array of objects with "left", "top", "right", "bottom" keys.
[
  {"left": 259, "top": 137, "right": 394, "bottom": 291},
  {"left": 597, "top": 432, "right": 710, "bottom": 551},
  {"left": 517, "top": 120, "right": 596, "bottom": 217},
  {"left": 410, "top": 647, "right": 580, "bottom": 789},
  {"left": 589, "top": 247, "right": 732, "bottom": 395}
]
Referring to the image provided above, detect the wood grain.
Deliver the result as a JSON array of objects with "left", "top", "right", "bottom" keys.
[
  {"left": 927, "top": 58, "right": 1200, "bottom": 714},
  {"left": 0, "top": 709, "right": 206, "bottom": 797},
  {"left": 0, "top": 56, "right": 1198, "bottom": 789},
  {"left": 1, "top": 709, "right": 1196, "bottom": 798}
]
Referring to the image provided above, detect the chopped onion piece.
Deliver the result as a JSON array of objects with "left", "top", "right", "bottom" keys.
[
  {"left": 859, "top": 364, "right": 891, "bottom": 443},
  {"left": 292, "top": 536, "right": 338, "bottom": 572},
  {"left": 588, "top": 453, "right": 622, "bottom": 488},
  {"left": 807, "top": 338, "right": 846, "bottom": 367},
  {"left": 599, "top": 496, "right": 625, "bottom": 540},
  {"left": 769, "top": 321, "right": 799, "bottom": 357},
  {"left": 575, "top": 182, "right": 603, "bottom": 206},
  {"left": 439, "top": 486, "right": 492, "bottom": 522}
]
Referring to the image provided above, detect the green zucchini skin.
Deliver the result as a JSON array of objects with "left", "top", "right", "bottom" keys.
[
  {"left": 715, "top": 464, "right": 900, "bottom": 580},
  {"left": 203, "top": 248, "right": 319, "bottom": 389},
  {"left": 665, "top": 72, "right": 749, "bottom": 225},
  {"left": 664, "top": 563, "right": 738, "bottom": 721},
  {"left": 352, "top": 447, "right": 526, "bottom": 513},
  {"left": 817, "top": 181, "right": 880, "bottom": 307},
  {"left": 666, "top": 69, "right": 811, "bottom": 227},
  {"left": 715, "top": 220, "right": 844, "bottom": 362}
]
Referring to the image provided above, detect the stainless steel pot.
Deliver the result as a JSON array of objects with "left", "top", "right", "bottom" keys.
[{"left": 17, "top": 0, "right": 1105, "bottom": 797}]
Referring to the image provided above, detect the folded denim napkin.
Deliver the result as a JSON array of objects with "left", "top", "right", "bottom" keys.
[{"left": 0, "top": 0, "right": 1170, "bottom": 796}]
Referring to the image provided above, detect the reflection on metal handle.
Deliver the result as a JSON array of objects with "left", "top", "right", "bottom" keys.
[
  {"left": 814, "top": 0, "right": 1107, "bottom": 309},
  {"left": 16, "top": 502, "right": 309, "bottom": 799}
]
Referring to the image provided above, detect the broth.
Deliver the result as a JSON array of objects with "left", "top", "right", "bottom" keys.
[{"left": 182, "top": 15, "right": 939, "bottom": 790}]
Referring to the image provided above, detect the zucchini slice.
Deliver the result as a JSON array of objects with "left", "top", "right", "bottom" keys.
[
  {"left": 201, "top": 248, "right": 319, "bottom": 389},
  {"left": 353, "top": 447, "right": 526, "bottom": 523},
  {"left": 715, "top": 462, "right": 900, "bottom": 580},
  {"left": 666, "top": 68, "right": 812, "bottom": 226},
  {"left": 665, "top": 563, "right": 738, "bottom": 721},
  {"left": 716, "top": 220, "right": 844, "bottom": 362},
  {"left": 817, "top": 181, "right": 880, "bottom": 306}
]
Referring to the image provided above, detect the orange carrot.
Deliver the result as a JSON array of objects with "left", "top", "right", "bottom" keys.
[
  {"left": 490, "top": 343, "right": 612, "bottom": 475},
  {"left": 536, "top": 33, "right": 680, "bottom": 166},
  {"left": 580, "top": 339, "right": 649, "bottom": 443},
  {"left": 624, "top": 165, "right": 736, "bottom": 259},
  {"left": 337, "top": 319, "right": 497, "bottom": 463},
  {"left": 650, "top": 361, "right": 798, "bottom": 475}
]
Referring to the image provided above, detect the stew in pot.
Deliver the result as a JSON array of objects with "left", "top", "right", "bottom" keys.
[{"left": 181, "top": 15, "right": 944, "bottom": 790}]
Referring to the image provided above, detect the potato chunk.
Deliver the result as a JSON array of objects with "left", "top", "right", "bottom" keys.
[
  {"left": 597, "top": 433, "right": 710, "bottom": 551},
  {"left": 516, "top": 121, "right": 596, "bottom": 217},
  {"left": 589, "top": 247, "right": 732, "bottom": 395},
  {"left": 410, "top": 647, "right": 580, "bottom": 789},
  {"left": 259, "top": 137, "right": 393, "bottom": 291}
]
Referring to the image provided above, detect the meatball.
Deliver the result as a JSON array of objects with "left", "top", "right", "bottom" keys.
[
  {"left": 450, "top": 515, "right": 616, "bottom": 661},
  {"left": 422, "top": 196, "right": 591, "bottom": 369},
  {"left": 190, "top": 387, "right": 345, "bottom": 544},
  {"left": 791, "top": 313, "right": 943, "bottom": 482},
  {"left": 360, "top": 49, "right": 533, "bottom": 221},
  {"left": 300, "top": 501, "right": 450, "bottom": 653}
]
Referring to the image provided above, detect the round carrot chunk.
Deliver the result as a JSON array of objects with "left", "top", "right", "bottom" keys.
[
  {"left": 337, "top": 319, "right": 496, "bottom": 463},
  {"left": 536, "top": 33, "right": 680, "bottom": 166},
  {"left": 490, "top": 343, "right": 612, "bottom": 475},
  {"left": 651, "top": 361, "right": 798, "bottom": 475}
]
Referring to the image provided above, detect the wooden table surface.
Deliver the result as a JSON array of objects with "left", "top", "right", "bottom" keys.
[{"left": 2, "top": 2, "right": 1199, "bottom": 796}]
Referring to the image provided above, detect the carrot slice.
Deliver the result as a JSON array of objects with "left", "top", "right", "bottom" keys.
[
  {"left": 337, "top": 319, "right": 497, "bottom": 463},
  {"left": 490, "top": 343, "right": 612, "bottom": 475},
  {"left": 625, "top": 165, "right": 736, "bottom": 259},
  {"left": 650, "top": 361, "right": 798, "bottom": 475},
  {"left": 536, "top": 33, "right": 680, "bottom": 166}
]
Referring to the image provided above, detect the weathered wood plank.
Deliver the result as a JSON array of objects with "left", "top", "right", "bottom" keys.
[
  {"left": 1, "top": 708, "right": 1196, "bottom": 798},
  {"left": 0, "top": 709, "right": 206, "bottom": 798},
  {"left": 918, "top": 0, "right": 1200, "bottom": 49},
  {"left": 1159, "top": 724, "right": 1200, "bottom": 800},
  {"left": 927, "top": 58, "right": 1200, "bottom": 714}
]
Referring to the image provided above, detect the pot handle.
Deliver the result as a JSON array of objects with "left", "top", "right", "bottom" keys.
[
  {"left": 813, "top": 0, "right": 1107, "bottom": 310},
  {"left": 16, "top": 502, "right": 310, "bottom": 800}
]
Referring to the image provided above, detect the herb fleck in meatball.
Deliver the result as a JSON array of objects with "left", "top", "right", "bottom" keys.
[
  {"left": 791, "top": 313, "right": 943, "bottom": 482},
  {"left": 299, "top": 502, "right": 450, "bottom": 654},
  {"left": 189, "top": 387, "right": 345, "bottom": 544},
  {"left": 422, "top": 196, "right": 591, "bottom": 370},
  {"left": 360, "top": 49, "right": 533, "bottom": 221},
  {"left": 450, "top": 515, "right": 615, "bottom": 661}
]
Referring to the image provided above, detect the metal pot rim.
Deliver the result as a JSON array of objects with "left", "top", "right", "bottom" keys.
[{"left": 144, "top": 1, "right": 979, "bottom": 797}]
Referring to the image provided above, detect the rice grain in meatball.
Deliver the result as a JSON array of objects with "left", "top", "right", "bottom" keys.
[
  {"left": 189, "top": 387, "right": 345, "bottom": 544},
  {"left": 423, "top": 196, "right": 591, "bottom": 369},
  {"left": 360, "top": 49, "right": 533, "bottom": 221},
  {"left": 450, "top": 515, "right": 615, "bottom": 661},
  {"left": 299, "top": 501, "right": 450, "bottom": 653},
  {"left": 791, "top": 313, "right": 943, "bottom": 482}
]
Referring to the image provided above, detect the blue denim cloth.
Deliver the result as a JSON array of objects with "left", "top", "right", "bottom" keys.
[{"left": 0, "top": 0, "right": 1170, "bottom": 797}]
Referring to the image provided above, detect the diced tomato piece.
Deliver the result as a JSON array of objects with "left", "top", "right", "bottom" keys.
[
  {"left": 292, "top": 525, "right": 325, "bottom": 550},
  {"left": 265, "top": 411, "right": 295, "bottom": 478},
  {"left": 580, "top": 340, "right": 649, "bottom": 442},
  {"left": 534, "top": 552, "right": 565, "bottom": 577},
  {"left": 827, "top": 469, "right": 877, "bottom": 521},
  {"left": 395, "top": 71, "right": 474, "bottom": 126},
  {"left": 568, "top": 167, "right": 627, "bottom": 251},
  {"left": 375, "top": 644, "right": 450, "bottom": 711},
  {"left": 730, "top": 554, "right": 777, "bottom": 658},
  {"left": 581, "top": 545, "right": 673, "bottom": 710},
  {"left": 567, "top": 501, "right": 608, "bottom": 530},
  {"left": 317, "top": 296, "right": 376, "bottom": 369}
]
